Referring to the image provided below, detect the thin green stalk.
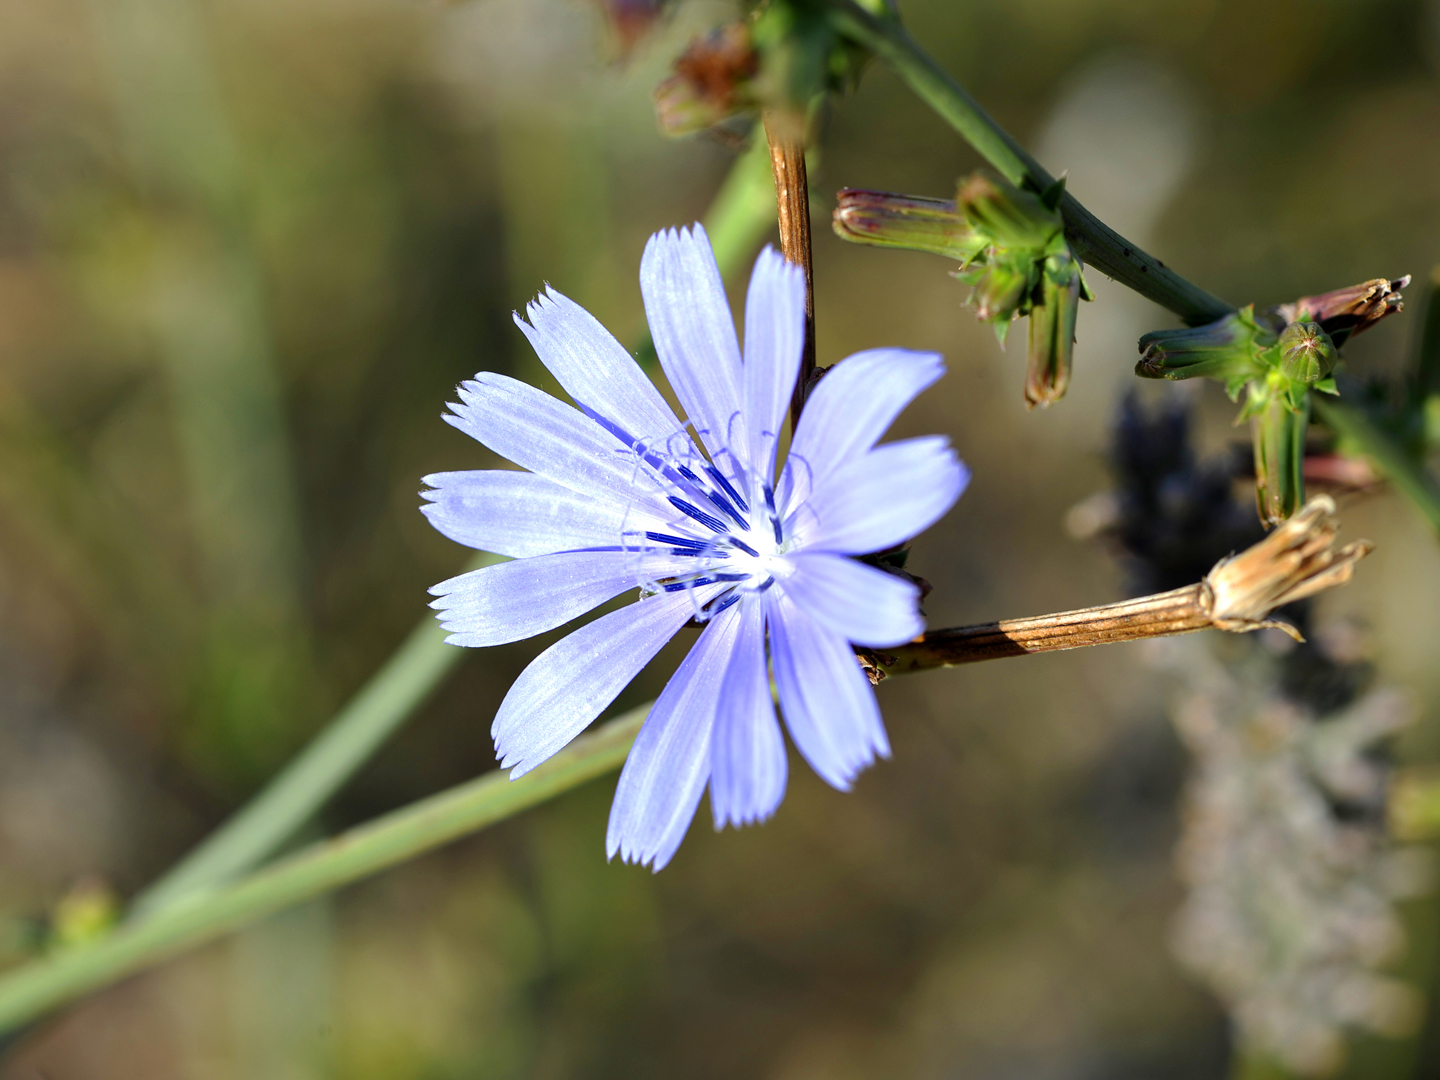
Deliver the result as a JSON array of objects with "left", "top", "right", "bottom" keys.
[
  {"left": 1312, "top": 397, "right": 1440, "bottom": 536},
  {"left": 0, "top": 705, "right": 649, "bottom": 1037},
  {"left": 824, "top": 0, "right": 1232, "bottom": 326},
  {"left": 131, "top": 556, "right": 498, "bottom": 916}
]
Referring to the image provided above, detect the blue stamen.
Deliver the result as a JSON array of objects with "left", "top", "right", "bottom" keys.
[
  {"left": 705, "top": 465, "right": 750, "bottom": 514},
  {"left": 764, "top": 486, "right": 783, "bottom": 545},
  {"left": 729, "top": 537, "right": 760, "bottom": 558},
  {"left": 668, "top": 496, "right": 727, "bottom": 534},
  {"left": 704, "top": 591, "right": 742, "bottom": 616},
  {"left": 663, "top": 576, "right": 714, "bottom": 592},
  {"left": 645, "top": 531, "right": 708, "bottom": 552},
  {"left": 702, "top": 489, "right": 750, "bottom": 530}
]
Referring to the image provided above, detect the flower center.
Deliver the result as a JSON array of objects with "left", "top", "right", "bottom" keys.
[{"left": 620, "top": 437, "right": 789, "bottom": 618}]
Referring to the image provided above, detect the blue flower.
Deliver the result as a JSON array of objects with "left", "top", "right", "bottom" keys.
[{"left": 421, "top": 225, "right": 969, "bottom": 869}]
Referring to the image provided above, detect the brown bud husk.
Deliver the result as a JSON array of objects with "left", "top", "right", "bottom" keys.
[
  {"left": 1270, "top": 276, "right": 1409, "bottom": 347},
  {"left": 653, "top": 24, "right": 758, "bottom": 136}
]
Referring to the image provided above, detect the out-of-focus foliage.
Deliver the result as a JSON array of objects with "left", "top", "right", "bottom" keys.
[{"left": 2, "top": 0, "right": 1440, "bottom": 1077}]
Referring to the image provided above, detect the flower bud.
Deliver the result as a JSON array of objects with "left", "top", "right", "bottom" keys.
[
  {"left": 962, "top": 250, "right": 1034, "bottom": 332},
  {"left": 653, "top": 24, "right": 758, "bottom": 136},
  {"left": 1025, "top": 252, "right": 1080, "bottom": 409},
  {"left": 832, "top": 189, "right": 986, "bottom": 262},
  {"left": 1277, "top": 320, "right": 1337, "bottom": 384},
  {"left": 1269, "top": 276, "right": 1409, "bottom": 347},
  {"left": 956, "top": 172, "right": 1063, "bottom": 251},
  {"left": 1136, "top": 306, "right": 1273, "bottom": 397},
  {"left": 1253, "top": 389, "right": 1310, "bottom": 527}
]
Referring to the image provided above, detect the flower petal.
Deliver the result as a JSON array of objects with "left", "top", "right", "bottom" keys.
[
  {"left": 766, "top": 589, "right": 889, "bottom": 791},
  {"left": 492, "top": 584, "right": 723, "bottom": 777},
  {"left": 421, "top": 470, "right": 665, "bottom": 558},
  {"left": 640, "top": 225, "right": 746, "bottom": 467},
  {"left": 780, "top": 552, "right": 922, "bottom": 647},
  {"left": 444, "top": 373, "right": 673, "bottom": 518},
  {"left": 515, "top": 287, "right": 687, "bottom": 450},
  {"left": 607, "top": 600, "right": 744, "bottom": 870},
  {"left": 783, "top": 348, "right": 945, "bottom": 505},
  {"left": 429, "top": 550, "right": 696, "bottom": 648},
  {"left": 788, "top": 436, "right": 968, "bottom": 555},
  {"left": 741, "top": 247, "right": 805, "bottom": 479},
  {"left": 709, "top": 598, "right": 787, "bottom": 829}
]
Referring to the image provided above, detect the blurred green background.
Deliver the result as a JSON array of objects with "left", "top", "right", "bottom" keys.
[{"left": 1, "top": 0, "right": 1439, "bottom": 1076}]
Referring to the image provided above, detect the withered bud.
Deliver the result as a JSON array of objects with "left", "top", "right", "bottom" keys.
[
  {"left": 832, "top": 189, "right": 986, "bottom": 262},
  {"left": 1277, "top": 320, "right": 1337, "bottom": 384},
  {"left": 956, "top": 172, "right": 1062, "bottom": 251},
  {"left": 1270, "top": 276, "right": 1410, "bottom": 347},
  {"left": 653, "top": 23, "right": 758, "bottom": 136},
  {"left": 1204, "top": 495, "right": 1373, "bottom": 638},
  {"left": 595, "top": 0, "right": 668, "bottom": 59}
]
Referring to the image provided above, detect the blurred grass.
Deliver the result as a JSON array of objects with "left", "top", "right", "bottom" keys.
[{"left": 0, "top": 0, "right": 1438, "bottom": 1077}]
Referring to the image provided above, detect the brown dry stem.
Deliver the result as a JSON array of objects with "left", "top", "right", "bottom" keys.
[
  {"left": 871, "top": 496, "right": 1371, "bottom": 680},
  {"left": 762, "top": 111, "right": 815, "bottom": 426}
]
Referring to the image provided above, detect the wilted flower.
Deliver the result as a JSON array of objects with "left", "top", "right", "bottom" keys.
[
  {"left": 654, "top": 24, "right": 759, "bottom": 136},
  {"left": 421, "top": 226, "right": 968, "bottom": 869},
  {"left": 1269, "top": 276, "right": 1409, "bottom": 347}
]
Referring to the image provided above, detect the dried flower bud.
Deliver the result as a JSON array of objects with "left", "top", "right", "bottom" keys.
[
  {"left": 1277, "top": 320, "right": 1337, "bottom": 385},
  {"left": 653, "top": 24, "right": 758, "bottom": 136},
  {"left": 956, "top": 172, "right": 1062, "bottom": 251},
  {"left": 1025, "top": 251, "right": 1080, "bottom": 409},
  {"left": 831, "top": 189, "right": 985, "bottom": 262},
  {"left": 595, "top": 0, "right": 668, "bottom": 59},
  {"left": 1136, "top": 306, "right": 1273, "bottom": 397},
  {"left": 1204, "top": 494, "right": 1373, "bottom": 635},
  {"left": 1270, "top": 276, "right": 1409, "bottom": 347}
]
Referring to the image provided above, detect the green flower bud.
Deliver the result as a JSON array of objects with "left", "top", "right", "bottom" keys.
[
  {"left": 1253, "top": 388, "right": 1310, "bottom": 527},
  {"left": 1276, "top": 321, "right": 1337, "bottom": 385},
  {"left": 1025, "top": 252, "right": 1080, "bottom": 409},
  {"left": 956, "top": 173, "right": 1063, "bottom": 251},
  {"left": 962, "top": 250, "right": 1035, "bottom": 329},
  {"left": 831, "top": 189, "right": 986, "bottom": 262},
  {"left": 1135, "top": 306, "right": 1273, "bottom": 398}
]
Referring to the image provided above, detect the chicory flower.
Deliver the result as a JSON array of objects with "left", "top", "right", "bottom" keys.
[{"left": 421, "top": 225, "right": 968, "bottom": 869}]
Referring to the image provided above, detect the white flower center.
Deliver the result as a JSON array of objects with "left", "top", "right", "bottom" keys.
[{"left": 620, "top": 437, "right": 792, "bottom": 618}]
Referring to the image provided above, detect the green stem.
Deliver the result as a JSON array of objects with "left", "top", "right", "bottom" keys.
[
  {"left": 131, "top": 556, "right": 499, "bottom": 916},
  {"left": 0, "top": 705, "right": 648, "bottom": 1037},
  {"left": 1312, "top": 397, "right": 1440, "bottom": 536},
  {"left": 824, "top": 0, "right": 1232, "bottom": 326}
]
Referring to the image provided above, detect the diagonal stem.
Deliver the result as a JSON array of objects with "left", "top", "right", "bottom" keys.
[
  {"left": 824, "top": 0, "right": 1232, "bottom": 326},
  {"left": 763, "top": 112, "right": 817, "bottom": 425}
]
